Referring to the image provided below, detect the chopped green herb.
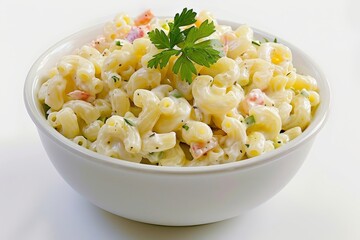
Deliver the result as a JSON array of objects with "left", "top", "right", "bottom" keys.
[
  {"left": 147, "top": 8, "right": 223, "bottom": 83},
  {"left": 124, "top": 118, "right": 134, "bottom": 126},
  {"left": 98, "top": 116, "right": 108, "bottom": 122},
  {"left": 286, "top": 72, "right": 291, "bottom": 76},
  {"left": 274, "top": 38, "right": 278, "bottom": 43},
  {"left": 263, "top": 37, "right": 269, "bottom": 42},
  {"left": 245, "top": 115, "right": 256, "bottom": 126},
  {"left": 115, "top": 40, "right": 122, "bottom": 46},
  {"left": 43, "top": 104, "right": 50, "bottom": 118},
  {"left": 172, "top": 92, "right": 182, "bottom": 98},
  {"left": 149, "top": 133, "right": 155, "bottom": 137},
  {"left": 300, "top": 89, "right": 310, "bottom": 98},
  {"left": 182, "top": 124, "right": 189, "bottom": 131},
  {"left": 111, "top": 75, "right": 120, "bottom": 82},
  {"left": 290, "top": 87, "right": 298, "bottom": 94},
  {"left": 252, "top": 41, "right": 261, "bottom": 46},
  {"left": 245, "top": 144, "right": 250, "bottom": 148},
  {"left": 148, "top": 151, "right": 164, "bottom": 162}
]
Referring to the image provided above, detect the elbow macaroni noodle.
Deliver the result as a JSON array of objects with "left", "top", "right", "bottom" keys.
[{"left": 37, "top": 10, "right": 320, "bottom": 166}]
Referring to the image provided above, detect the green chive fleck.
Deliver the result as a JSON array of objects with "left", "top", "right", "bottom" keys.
[
  {"left": 245, "top": 144, "right": 250, "bottom": 148},
  {"left": 43, "top": 104, "right": 51, "bottom": 118},
  {"left": 245, "top": 115, "right": 256, "bottom": 126},
  {"left": 98, "top": 116, "right": 108, "bottom": 122},
  {"left": 300, "top": 89, "right": 310, "bottom": 98},
  {"left": 274, "top": 38, "right": 278, "bottom": 43},
  {"left": 112, "top": 75, "right": 120, "bottom": 82},
  {"left": 124, "top": 118, "right": 134, "bottom": 126},
  {"left": 172, "top": 92, "right": 182, "bottom": 98},
  {"left": 182, "top": 124, "right": 189, "bottom": 131},
  {"left": 252, "top": 41, "right": 261, "bottom": 46},
  {"left": 290, "top": 87, "right": 298, "bottom": 94},
  {"left": 149, "top": 133, "right": 155, "bottom": 137},
  {"left": 115, "top": 40, "right": 122, "bottom": 46},
  {"left": 149, "top": 151, "right": 164, "bottom": 160}
]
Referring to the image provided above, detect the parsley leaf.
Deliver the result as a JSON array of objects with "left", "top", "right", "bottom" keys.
[
  {"left": 148, "top": 29, "right": 170, "bottom": 49},
  {"left": 147, "top": 8, "right": 223, "bottom": 83},
  {"left": 148, "top": 49, "right": 180, "bottom": 68},
  {"left": 173, "top": 54, "right": 197, "bottom": 82},
  {"left": 172, "top": 8, "right": 197, "bottom": 28},
  {"left": 168, "top": 8, "right": 196, "bottom": 48},
  {"left": 186, "top": 39, "right": 223, "bottom": 67},
  {"left": 184, "top": 20, "right": 216, "bottom": 45},
  {"left": 168, "top": 27, "right": 185, "bottom": 48}
]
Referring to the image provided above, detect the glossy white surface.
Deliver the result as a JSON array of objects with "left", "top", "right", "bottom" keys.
[{"left": 1, "top": 0, "right": 359, "bottom": 238}]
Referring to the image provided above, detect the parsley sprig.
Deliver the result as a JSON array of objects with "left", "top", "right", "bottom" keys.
[{"left": 147, "top": 8, "right": 223, "bottom": 83}]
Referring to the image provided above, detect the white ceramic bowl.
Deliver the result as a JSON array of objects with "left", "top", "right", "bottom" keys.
[{"left": 24, "top": 20, "right": 330, "bottom": 226}]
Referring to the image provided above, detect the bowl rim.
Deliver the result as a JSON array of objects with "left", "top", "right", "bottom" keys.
[{"left": 24, "top": 19, "right": 331, "bottom": 174}]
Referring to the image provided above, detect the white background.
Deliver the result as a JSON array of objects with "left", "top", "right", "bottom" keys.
[{"left": 1, "top": 0, "right": 359, "bottom": 239}]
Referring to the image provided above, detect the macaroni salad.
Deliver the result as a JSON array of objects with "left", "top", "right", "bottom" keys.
[{"left": 38, "top": 9, "right": 320, "bottom": 166}]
